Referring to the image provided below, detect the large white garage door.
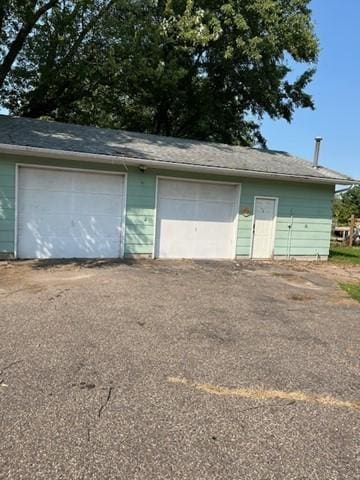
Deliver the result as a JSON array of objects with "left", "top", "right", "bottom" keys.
[
  {"left": 155, "top": 178, "right": 240, "bottom": 259},
  {"left": 17, "top": 167, "right": 125, "bottom": 259}
]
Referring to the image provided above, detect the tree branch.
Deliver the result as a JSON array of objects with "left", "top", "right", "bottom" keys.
[
  {"left": 61, "top": 0, "right": 116, "bottom": 67},
  {"left": 0, "top": 0, "right": 58, "bottom": 88}
]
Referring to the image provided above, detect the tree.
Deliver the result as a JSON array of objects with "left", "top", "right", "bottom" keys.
[
  {"left": 1, "top": 0, "right": 319, "bottom": 146},
  {"left": 1, "top": 0, "right": 118, "bottom": 115},
  {"left": 334, "top": 186, "right": 360, "bottom": 225},
  {"left": 0, "top": 1, "right": 59, "bottom": 89}
]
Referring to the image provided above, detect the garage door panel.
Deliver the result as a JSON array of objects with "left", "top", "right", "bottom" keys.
[
  {"left": 157, "top": 221, "right": 195, "bottom": 259},
  {"left": 17, "top": 167, "right": 124, "bottom": 259},
  {"left": 19, "top": 187, "right": 122, "bottom": 216},
  {"left": 73, "top": 216, "right": 123, "bottom": 235},
  {"left": 19, "top": 190, "right": 73, "bottom": 215},
  {"left": 158, "top": 198, "right": 236, "bottom": 223},
  {"left": 19, "top": 169, "right": 122, "bottom": 194},
  {"left": 71, "top": 193, "right": 123, "bottom": 215},
  {"left": 158, "top": 222, "right": 233, "bottom": 259},
  {"left": 159, "top": 179, "right": 236, "bottom": 202},
  {"left": 73, "top": 219, "right": 122, "bottom": 239},
  {"left": 18, "top": 215, "right": 122, "bottom": 238},
  {"left": 158, "top": 199, "right": 196, "bottom": 221},
  {"left": 193, "top": 201, "right": 236, "bottom": 222},
  {"left": 18, "top": 168, "right": 67, "bottom": 190},
  {"left": 21, "top": 235, "right": 121, "bottom": 259},
  {"left": 72, "top": 171, "right": 122, "bottom": 195},
  {"left": 156, "top": 178, "right": 239, "bottom": 259}
]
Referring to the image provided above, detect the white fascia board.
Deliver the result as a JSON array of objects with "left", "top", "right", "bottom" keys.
[{"left": 0, "top": 143, "right": 358, "bottom": 185}]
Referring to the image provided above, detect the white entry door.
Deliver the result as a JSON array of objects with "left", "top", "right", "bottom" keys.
[
  {"left": 17, "top": 167, "right": 125, "bottom": 259},
  {"left": 155, "top": 178, "right": 240, "bottom": 259},
  {"left": 251, "top": 197, "right": 278, "bottom": 259}
]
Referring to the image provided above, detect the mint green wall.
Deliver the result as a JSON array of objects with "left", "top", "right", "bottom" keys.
[
  {"left": 0, "top": 154, "right": 335, "bottom": 258},
  {"left": 124, "top": 170, "right": 156, "bottom": 255},
  {"left": 0, "top": 160, "right": 15, "bottom": 254},
  {"left": 238, "top": 181, "right": 334, "bottom": 257}
]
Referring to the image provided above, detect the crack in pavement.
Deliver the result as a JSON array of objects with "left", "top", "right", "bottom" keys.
[
  {"left": 83, "top": 385, "right": 113, "bottom": 443},
  {"left": 98, "top": 386, "right": 113, "bottom": 418},
  {"left": 0, "top": 360, "right": 23, "bottom": 384}
]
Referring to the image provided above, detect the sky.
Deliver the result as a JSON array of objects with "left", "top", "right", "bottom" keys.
[{"left": 261, "top": 0, "right": 360, "bottom": 179}]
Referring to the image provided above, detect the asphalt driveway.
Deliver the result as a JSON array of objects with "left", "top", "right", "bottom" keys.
[{"left": 0, "top": 260, "right": 359, "bottom": 479}]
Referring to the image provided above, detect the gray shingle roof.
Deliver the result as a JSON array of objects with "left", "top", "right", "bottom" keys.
[{"left": 0, "top": 115, "right": 356, "bottom": 184}]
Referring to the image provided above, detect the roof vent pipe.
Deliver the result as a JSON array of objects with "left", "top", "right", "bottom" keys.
[{"left": 313, "top": 136, "right": 323, "bottom": 168}]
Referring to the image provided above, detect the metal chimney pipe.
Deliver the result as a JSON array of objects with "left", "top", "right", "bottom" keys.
[{"left": 313, "top": 136, "right": 323, "bottom": 168}]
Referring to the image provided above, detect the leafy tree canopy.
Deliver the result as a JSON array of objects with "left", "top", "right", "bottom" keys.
[
  {"left": 0, "top": 0, "right": 319, "bottom": 146},
  {"left": 334, "top": 186, "right": 360, "bottom": 225}
]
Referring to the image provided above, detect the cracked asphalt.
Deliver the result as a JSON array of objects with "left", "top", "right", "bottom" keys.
[{"left": 0, "top": 259, "right": 359, "bottom": 479}]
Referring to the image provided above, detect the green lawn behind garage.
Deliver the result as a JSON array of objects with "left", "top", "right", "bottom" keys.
[
  {"left": 329, "top": 245, "right": 360, "bottom": 264},
  {"left": 330, "top": 246, "right": 360, "bottom": 301}
]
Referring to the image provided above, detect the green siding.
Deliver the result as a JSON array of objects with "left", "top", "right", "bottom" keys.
[
  {"left": 0, "top": 154, "right": 334, "bottom": 258},
  {"left": 124, "top": 171, "right": 156, "bottom": 255},
  {"left": 0, "top": 161, "right": 15, "bottom": 254},
  {"left": 237, "top": 180, "right": 333, "bottom": 257}
]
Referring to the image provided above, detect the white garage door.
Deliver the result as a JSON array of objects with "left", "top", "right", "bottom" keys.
[
  {"left": 17, "top": 167, "right": 125, "bottom": 259},
  {"left": 155, "top": 178, "right": 240, "bottom": 259}
]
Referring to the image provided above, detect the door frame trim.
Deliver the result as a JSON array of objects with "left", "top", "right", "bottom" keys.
[
  {"left": 15, "top": 163, "right": 127, "bottom": 259},
  {"left": 152, "top": 175, "right": 241, "bottom": 259},
  {"left": 250, "top": 196, "right": 279, "bottom": 259}
]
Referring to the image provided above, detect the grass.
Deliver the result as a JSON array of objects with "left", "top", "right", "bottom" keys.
[
  {"left": 329, "top": 245, "right": 360, "bottom": 264},
  {"left": 339, "top": 282, "right": 360, "bottom": 302}
]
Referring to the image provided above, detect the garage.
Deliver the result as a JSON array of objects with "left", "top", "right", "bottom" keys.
[
  {"left": 17, "top": 166, "right": 125, "bottom": 259},
  {"left": 1, "top": 116, "right": 355, "bottom": 261},
  {"left": 155, "top": 178, "right": 240, "bottom": 259}
]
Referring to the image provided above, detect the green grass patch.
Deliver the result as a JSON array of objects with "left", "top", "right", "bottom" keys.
[
  {"left": 339, "top": 282, "right": 360, "bottom": 302},
  {"left": 329, "top": 246, "right": 360, "bottom": 264}
]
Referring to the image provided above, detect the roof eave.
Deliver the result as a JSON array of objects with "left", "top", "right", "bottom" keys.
[{"left": 0, "top": 143, "right": 357, "bottom": 186}]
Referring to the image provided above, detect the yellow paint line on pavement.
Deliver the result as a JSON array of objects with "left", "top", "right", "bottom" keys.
[{"left": 168, "top": 377, "right": 360, "bottom": 411}]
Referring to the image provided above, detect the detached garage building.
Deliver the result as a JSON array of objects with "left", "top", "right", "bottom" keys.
[{"left": 0, "top": 116, "right": 357, "bottom": 260}]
